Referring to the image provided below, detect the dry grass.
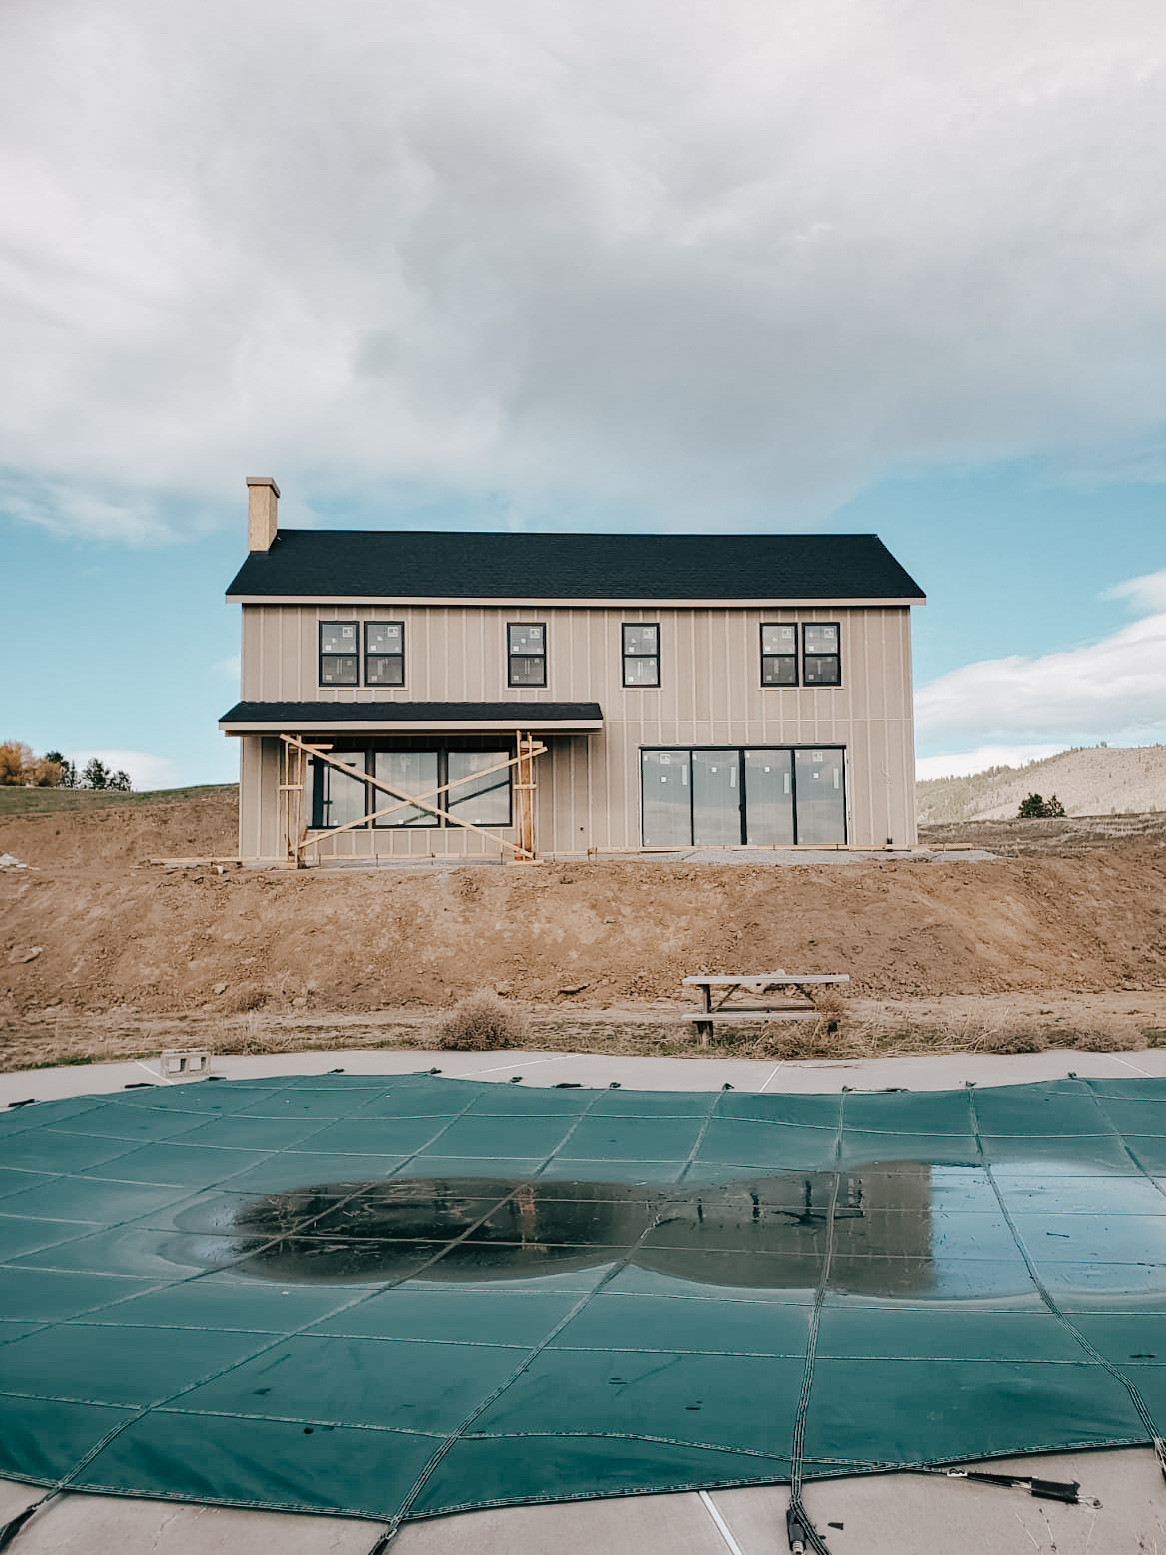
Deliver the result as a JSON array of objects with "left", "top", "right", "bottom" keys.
[
  {"left": 731, "top": 1006, "right": 1147, "bottom": 1062},
  {"left": 0, "top": 998, "right": 1159, "bottom": 1073},
  {"left": 435, "top": 990, "right": 532, "bottom": 1052}
]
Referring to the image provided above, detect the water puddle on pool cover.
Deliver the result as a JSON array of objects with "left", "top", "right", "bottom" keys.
[{"left": 170, "top": 1164, "right": 1165, "bottom": 1297}]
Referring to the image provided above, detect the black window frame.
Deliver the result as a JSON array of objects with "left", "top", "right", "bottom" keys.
[
  {"left": 639, "top": 744, "right": 847, "bottom": 847},
  {"left": 444, "top": 748, "right": 515, "bottom": 830},
  {"left": 311, "top": 740, "right": 514, "bottom": 831},
  {"left": 364, "top": 620, "right": 406, "bottom": 688},
  {"left": 370, "top": 748, "right": 438, "bottom": 828},
  {"left": 311, "top": 750, "right": 370, "bottom": 828},
  {"left": 507, "top": 622, "right": 547, "bottom": 688},
  {"left": 802, "top": 621, "right": 842, "bottom": 687},
  {"left": 622, "top": 623, "right": 660, "bottom": 688},
  {"left": 760, "top": 622, "right": 799, "bottom": 687},
  {"left": 319, "top": 620, "right": 360, "bottom": 687}
]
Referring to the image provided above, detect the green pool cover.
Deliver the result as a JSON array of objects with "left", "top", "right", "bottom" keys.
[{"left": 1, "top": 1073, "right": 1165, "bottom": 1531}]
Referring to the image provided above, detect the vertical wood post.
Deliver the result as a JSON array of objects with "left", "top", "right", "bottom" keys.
[
  {"left": 293, "top": 742, "right": 305, "bottom": 867},
  {"left": 514, "top": 730, "right": 537, "bottom": 861},
  {"left": 280, "top": 738, "right": 307, "bottom": 867},
  {"left": 285, "top": 740, "right": 295, "bottom": 864}
]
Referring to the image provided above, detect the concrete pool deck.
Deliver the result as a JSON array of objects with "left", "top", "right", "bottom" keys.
[
  {"left": 5, "top": 1040, "right": 1166, "bottom": 1105},
  {"left": 2, "top": 1045, "right": 1165, "bottom": 1554}
]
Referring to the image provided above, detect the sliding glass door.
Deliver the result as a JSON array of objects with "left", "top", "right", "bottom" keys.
[
  {"left": 792, "top": 749, "right": 846, "bottom": 845},
  {"left": 641, "top": 746, "right": 845, "bottom": 847},
  {"left": 641, "top": 750, "right": 691, "bottom": 847},
  {"left": 692, "top": 750, "right": 740, "bottom": 846},
  {"left": 744, "top": 750, "right": 794, "bottom": 845}
]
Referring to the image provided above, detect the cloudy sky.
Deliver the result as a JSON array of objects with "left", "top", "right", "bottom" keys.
[{"left": 2, "top": 0, "right": 1165, "bottom": 786}]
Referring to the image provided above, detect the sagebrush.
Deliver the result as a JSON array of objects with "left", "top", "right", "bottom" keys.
[{"left": 436, "top": 990, "right": 531, "bottom": 1051}]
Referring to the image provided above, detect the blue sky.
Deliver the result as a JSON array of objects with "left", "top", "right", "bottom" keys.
[{"left": 2, "top": 0, "right": 1165, "bottom": 788}]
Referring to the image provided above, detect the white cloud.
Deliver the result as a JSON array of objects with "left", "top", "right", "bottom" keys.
[
  {"left": 915, "top": 745, "right": 1066, "bottom": 781},
  {"left": 2, "top": 0, "right": 1166, "bottom": 537},
  {"left": 214, "top": 654, "right": 241, "bottom": 682},
  {"left": 916, "top": 566, "right": 1166, "bottom": 749},
  {"left": 69, "top": 750, "right": 179, "bottom": 791},
  {"left": 1105, "top": 567, "right": 1166, "bottom": 615}
]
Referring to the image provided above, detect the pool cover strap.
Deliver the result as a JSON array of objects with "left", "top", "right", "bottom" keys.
[{"left": 787, "top": 1092, "right": 846, "bottom": 1555}]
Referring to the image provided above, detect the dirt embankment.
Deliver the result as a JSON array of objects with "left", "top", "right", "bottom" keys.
[{"left": 3, "top": 792, "right": 1166, "bottom": 1029}]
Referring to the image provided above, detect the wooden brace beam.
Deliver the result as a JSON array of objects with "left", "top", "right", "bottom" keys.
[{"left": 280, "top": 734, "right": 546, "bottom": 862}]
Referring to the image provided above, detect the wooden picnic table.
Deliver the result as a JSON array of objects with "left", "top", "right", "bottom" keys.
[{"left": 682, "top": 971, "right": 849, "bottom": 1045}]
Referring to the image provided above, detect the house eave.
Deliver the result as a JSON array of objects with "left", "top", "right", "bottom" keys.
[{"left": 226, "top": 594, "right": 926, "bottom": 609}]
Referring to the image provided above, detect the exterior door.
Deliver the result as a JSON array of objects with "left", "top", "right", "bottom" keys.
[
  {"left": 641, "top": 750, "right": 691, "bottom": 847},
  {"left": 794, "top": 748, "right": 846, "bottom": 844},
  {"left": 692, "top": 750, "right": 741, "bottom": 846},
  {"left": 744, "top": 750, "right": 794, "bottom": 845}
]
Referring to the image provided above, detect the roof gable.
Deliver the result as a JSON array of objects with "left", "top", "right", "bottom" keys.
[{"left": 226, "top": 530, "right": 924, "bottom": 602}]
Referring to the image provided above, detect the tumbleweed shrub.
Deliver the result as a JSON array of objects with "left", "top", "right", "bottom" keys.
[
  {"left": 808, "top": 986, "right": 849, "bottom": 1018},
  {"left": 436, "top": 989, "right": 531, "bottom": 1052},
  {"left": 746, "top": 1014, "right": 875, "bottom": 1062},
  {"left": 735, "top": 984, "right": 866, "bottom": 1059}
]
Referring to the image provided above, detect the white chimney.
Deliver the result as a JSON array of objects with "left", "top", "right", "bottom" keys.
[{"left": 246, "top": 477, "right": 280, "bottom": 551}]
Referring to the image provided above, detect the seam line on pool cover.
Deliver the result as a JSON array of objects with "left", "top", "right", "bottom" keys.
[
  {"left": 969, "top": 1084, "right": 1166, "bottom": 1480},
  {"left": 7, "top": 1086, "right": 506, "bottom": 1500},
  {"left": 785, "top": 1089, "right": 846, "bottom": 1555},
  {"left": 369, "top": 1085, "right": 733, "bottom": 1544}
]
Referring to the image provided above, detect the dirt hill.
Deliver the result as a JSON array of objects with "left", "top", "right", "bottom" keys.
[
  {"left": 917, "top": 745, "right": 1166, "bottom": 823},
  {"left": 3, "top": 787, "right": 1166, "bottom": 1033}
]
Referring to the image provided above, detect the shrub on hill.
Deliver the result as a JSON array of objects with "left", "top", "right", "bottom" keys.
[
  {"left": 0, "top": 742, "right": 62, "bottom": 787},
  {"left": 80, "top": 757, "right": 132, "bottom": 792},
  {"left": 1018, "top": 792, "right": 1066, "bottom": 819},
  {"left": 0, "top": 744, "right": 131, "bottom": 791}
]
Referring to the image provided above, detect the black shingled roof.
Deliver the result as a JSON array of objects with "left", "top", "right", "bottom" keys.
[
  {"left": 226, "top": 531, "right": 924, "bottom": 601},
  {"left": 219, "top": 701, "right": 604, "bottom": 729}
]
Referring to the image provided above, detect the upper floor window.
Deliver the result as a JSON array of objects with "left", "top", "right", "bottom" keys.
[
  {"left": 622, "top": 624, "right": 660, "bottom": 687},
  {"left": 803, "top": 622, "right": 841, "bottom": 686},
  {"left": 319, "top": 622, "right": 359, "bottom": 686},
  {"left": 508, "top": 623, "right": 546, "bottom": 687},
  {"left": 365, "top": 622, "right": 405, "bottom": 686},
  {"left": 761, "top": 623, "right": 798, "bottom": 686}
]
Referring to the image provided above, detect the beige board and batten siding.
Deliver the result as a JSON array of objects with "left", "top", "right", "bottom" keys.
[{"left": 237, "top": 602, "right": 917, "bottom": 856}]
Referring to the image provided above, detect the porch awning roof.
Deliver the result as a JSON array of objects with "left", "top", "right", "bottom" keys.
[{"left": 219, "top": 700, "right": 604, "bottom": 734}]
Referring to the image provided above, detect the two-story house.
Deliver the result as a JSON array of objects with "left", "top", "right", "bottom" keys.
[{"left": 220, "top": 478, "right": 925, "bottom": 863}]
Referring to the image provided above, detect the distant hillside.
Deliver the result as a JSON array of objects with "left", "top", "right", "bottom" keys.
[
  {"left": 0, "top": 782, "right": 236, "bottom": 818},
  {"left": 917, "top": 745, "right": 1166, "bottom": 824}
]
